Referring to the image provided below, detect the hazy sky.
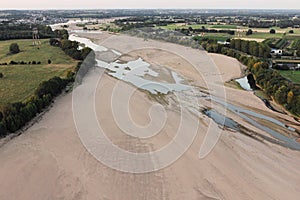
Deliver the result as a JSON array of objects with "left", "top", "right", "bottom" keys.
[{"left": 1, "top": 0, "right": 300, "bottom": 9}]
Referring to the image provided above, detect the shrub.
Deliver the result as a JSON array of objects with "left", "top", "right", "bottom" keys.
[
  {"left": 246, "top": 29, "right": 253, "bottom": 35},
  {"left": 270, "top": 29, "right": 276, "bottom": 34},
  {"left": 9, "top": 43, "right": 20, "bottom": 54},
  {"left": 9, "top": 61, "right": 18, "bottom": 65}
]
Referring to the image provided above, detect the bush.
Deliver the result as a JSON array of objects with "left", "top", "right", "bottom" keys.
[
  {"left": 270, "top": 29, "right": 276, "bottom": 34},
  {"left": 246, "top": 29, "right": 253, "bottom": 36},
  {"left": 9, "top": 61, "right": 18, "bottom": 65},
  {"left": 9, "top": 43, "right": 20, "bottom": 54}
]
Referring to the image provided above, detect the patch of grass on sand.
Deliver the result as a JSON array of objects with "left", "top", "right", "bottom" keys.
[
  {"left": 146, "top": 91, "right": 169, "bottom": 106},
  {"left": 225, "top": 80, "right": 244, "bottom": 90},
  {"left": 254, "top": 90, "right": 271, "bottom": 100}
]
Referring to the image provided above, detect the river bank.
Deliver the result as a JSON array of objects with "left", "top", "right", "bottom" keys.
[{"left": 0, "top": 31, "right": 299, "bottom": 200}]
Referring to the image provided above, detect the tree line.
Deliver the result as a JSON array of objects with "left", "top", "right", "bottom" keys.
[
  {"left": 195, "top": 38, "right": 271, "bottom": 59},
  {"left": 0, "top": 23, "right": 60, "bottom": 41},
  {"left": 0, "top": 76, "right": 71, "bottom": 137},
  {"left": 0, "top": 57, "right": 95, "bottom": 138},
  {"left": 50, "top": 38, "right": 92, "bottom": 60},
  {"left": 176, "top": 27, "right": 235, "bottom": 36},
  {"left": 250, "top": 62, "right": 300, "bottom": 115},
  {"left": 198, "top": 38, "right": 300, "bottom": 116},
  {"left": 0, "top": 61, "right": 42, "bottom": 65},
  {"left": 229, "top": 39, "right": 271, "bottom": 58}
]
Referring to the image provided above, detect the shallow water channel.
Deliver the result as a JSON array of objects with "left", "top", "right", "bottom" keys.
[{"left": 71, "top": 33, "right": 300, "bottom": 151}]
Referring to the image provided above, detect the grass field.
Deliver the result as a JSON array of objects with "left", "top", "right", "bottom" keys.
[
  {"left": 158, "top": 23, "right": 300, "bottom": 41},
  {"left": 158, "top": 23, "right": 207, "bottom": 30},
  {"left": 0, "top": 39, "right": 77, "bottom": 105},
  {"left": 0, "top": 39, "right": 74, "bottom": 64},
  {"left": 199, "top": 33, "right": 232, "bottom": 41},
  {"left": 158, "top": 23, "right": 238, "bottom": 30},
  {"left": 277, "top": 70, "right": 300, "bottom": 84},
  {"left": 210, "top": 25, "right": 237, "bottom": 29},
  {"left": 246, "top": 32, "right": 284, "bottom": 39}
]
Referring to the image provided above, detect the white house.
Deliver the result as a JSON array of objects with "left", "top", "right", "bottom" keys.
[
  {"left": 270, "top": 49, "right": 283, "bottom": 55},
  {"left": 217, "top": 41, "right": 230, "bottom": 45}
]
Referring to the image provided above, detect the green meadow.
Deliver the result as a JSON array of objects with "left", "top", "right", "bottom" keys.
[{"left": 0, "top": 39, "right": 77, "bottom": 105}]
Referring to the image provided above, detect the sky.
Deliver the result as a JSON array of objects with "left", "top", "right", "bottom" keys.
[{"left": 1, "top": 0, "right": 300, "bottom": 10}]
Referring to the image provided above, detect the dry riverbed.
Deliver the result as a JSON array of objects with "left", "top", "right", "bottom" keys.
[{"left": 0, "top": 32, "right": 299, "bottom": 200}]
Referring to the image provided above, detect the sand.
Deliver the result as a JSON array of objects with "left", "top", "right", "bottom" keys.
[{"left": 0, "top": 33, "right": 299, "bottom": 200}]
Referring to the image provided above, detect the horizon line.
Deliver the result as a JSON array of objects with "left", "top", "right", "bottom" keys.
[{"left": 1, "top": 8, "right": 300, "bottom": 11}]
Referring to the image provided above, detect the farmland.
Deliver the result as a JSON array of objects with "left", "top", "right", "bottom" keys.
[{"left": 0, "top": 39, "right": 77, "bottom": 105}]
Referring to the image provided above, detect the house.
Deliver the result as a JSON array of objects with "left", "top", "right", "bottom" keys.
[
  {"left": 217, "top": 41, "right": 230, "bottom": 45},
  {"left": 270, "top": 49, "right": 283, "bottom": 55}
]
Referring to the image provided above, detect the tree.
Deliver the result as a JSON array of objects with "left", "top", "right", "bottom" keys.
[
  {"left": 48, "top": 59, "right": 52, "bottom": 64},
  {"left": 287, "top": 91, "right": 294, "bottom": 104},
  {"left": 9, "top": 43, "right": 20, "bottom": 54},
  {"left": 241, "top": 40, "right": 249, "bottom": 53},
  {"left": 80, "top": 47, "right": 92, "bottom": 60},
  {"left": 270, "top": 29, "right": 276, "bottom": 34},
  {"left": 0, "top": 73, "right": 3, "bottom": 78},
  {"left": 289, "top": 30, "right": 294, "bottom": 34},
  {"left": 275, "top": 85, "right": 288, "bottom": 105},
  {"left": 246, "top": 29, "right": 253, "bottom": 36}
]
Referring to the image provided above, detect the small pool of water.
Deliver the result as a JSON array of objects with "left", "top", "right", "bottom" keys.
[
  {"left": 235, "top": 76, "right": 252, "bottom": 91},
  {"left": 211, "top": 97, "right": 300, "bottom": 150},
  {"left": 204, "top": 109, "right": 240, "bottom": 131}
]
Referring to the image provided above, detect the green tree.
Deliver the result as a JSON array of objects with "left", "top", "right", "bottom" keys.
[
  {"left": 234, "top": 39, "right": 241, "bottom": 51},
  {"left": 241, "top": 40, "right": 249, "bottom": 53},
  {"left": 246, "top": 29, "right": 253, "bottom": 36},
  {"left": 9, "top": 43, "right": 20, "bottom": 54},
  {"left": 270, "top": 29, "right": 276, "bottom": 34},
  {"left": 287, "top": 91, "right": 294, "bottom": 104},
  {"left": 0, "top": 73, "right": 3, "bottom": 78},
  {"left": 275, "top": 85, "right": 288, "bottom": 105}
]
